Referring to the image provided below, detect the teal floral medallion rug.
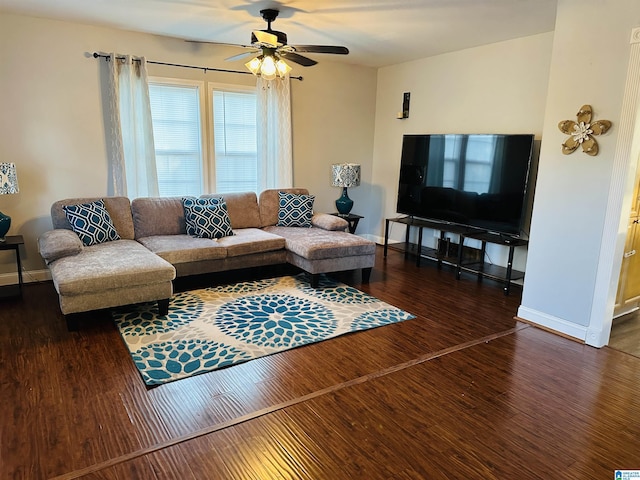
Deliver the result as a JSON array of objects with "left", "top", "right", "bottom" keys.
[{"left": 113, "top": 274, "right": 415, "bottom": 386}]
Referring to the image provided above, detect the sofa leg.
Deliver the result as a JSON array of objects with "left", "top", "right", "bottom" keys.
[
  {"left": 65, "top": 313, "right": 80, "bottom": 332},
  {"left": 310, "top": 274, "right": 320, "bottom": 288},
  {"left": 157, "top": 298, "right": 170, "bottom": 316},
  {"left": 362, "top": 267, "right": 372, "bottom": 283}
]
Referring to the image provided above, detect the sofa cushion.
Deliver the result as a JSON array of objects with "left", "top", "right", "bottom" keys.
[
  {"left": 200, "top": 192, "right": 262, "bottom": 229},
  {"left": 277, "top": 191, "right": 315, "bottom": 228},
  {"left": 137, "top": 235, "right": 227, "bottom": 264},
  {"left": 263, "top": 226, "right": 376, "bottom": 260},
  {"left": 217, "top": 228, "right": 286, "bottom": 258},
  {"left": 51, "top": 197, "right": 135, "bottom": 240},
  {"left": 48, "top": 239, "right": 175, "bottom": 296},
  {"left": 183, "top": 197, "right": 223, "bottom": 236},
  {"left": 38, "top": 229, "right": 84, "bottom": 264},
  {"left": 258, "top": 188, "right": 310, "bottom": 227},
  {"left": 63, "top": 200, "right": 121, "bottom": 246},
  {"left": 311, "top": 213, "right": 349, "bottom": 231},
  {"left": 132, "top": 197, "right": 185, "bottom": 238},
  {"left": 189, "top": 203, "right": 234, "bottom": 239}
]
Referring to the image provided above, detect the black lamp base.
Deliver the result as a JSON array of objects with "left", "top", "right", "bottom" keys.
[{"left": 335, "top": 187, "right": 354, "bottom": 215}]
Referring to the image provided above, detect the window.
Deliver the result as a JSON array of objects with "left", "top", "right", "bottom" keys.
[
  {"left": 442, "top": 135, "right": 496, "bottom": 194},
  {"left": 149, "top": 81, "right": 204, "bottom": 196},
  {"left": 148, "top": 79, "right": 257, "bottom": 197},
  {"left": 462, "top": 135, "right": 496, "bottom": 194},
  {"left": 212, "top": 89, "right": 258, "bottom": 193}
]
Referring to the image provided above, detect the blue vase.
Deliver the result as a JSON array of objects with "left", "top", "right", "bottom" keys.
[
  {"left": 335, "top": 187, "right": 354, "bottom": 215},
  {"left": 0, "top": 211, "right": 11, "bottom": 241}
]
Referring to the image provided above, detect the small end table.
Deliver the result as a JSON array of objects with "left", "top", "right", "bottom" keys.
[
  {"left": 331, "top": 213, "right": 363, "bottom": 234},
  {"left": 0, "top": 235, "right": 24, "bottom": 298}
]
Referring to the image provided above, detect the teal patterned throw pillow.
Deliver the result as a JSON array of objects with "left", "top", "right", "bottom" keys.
[
  {"left": 183, "top": 197, "right": 223, "bottom": 236},
  {"left": 63, "top": 199, "right": 120, "bottom": 246},
  {"left": 191, "top": 202, "right": 234, "bottom": 239},
  {"left": 277, "top": 191, "right": 315, "bottom": 227}
]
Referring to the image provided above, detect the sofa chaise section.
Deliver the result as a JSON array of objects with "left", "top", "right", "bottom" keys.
[
  {"left": 38, "top": 197, "right": 176, "bottom": 330},
  {"left": 259, "top": 189, "right": 376, "bottom": 287}
]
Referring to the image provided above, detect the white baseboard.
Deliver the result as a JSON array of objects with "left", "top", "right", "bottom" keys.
[
  {"left": 516, "top": 305, "right": 587, "bottom": 342},
  {"left": 613, "top": 305, "right": 639, "bottom": 319},
  {"left": 360, "top": 233, "right": 386, "bottom": 244},
  {"left": 0, "top": 269, "right": 51, "bottom": 286},
  {"left": 359, "top": 233, "right": 408, "bottom": 247}
]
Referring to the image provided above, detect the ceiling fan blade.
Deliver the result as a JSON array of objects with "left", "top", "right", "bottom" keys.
[
  {"left": 291, "top": 45, "right": 349, "bottom": 55},
  {"left": 280, "top": 51, "right": 318, "bottom": 67},
  {"left": 186, "top": 39, "right": 254, "bottom": 49},
  {"left": 225, "top": 50, "right": 260, "bottom": 62},
  {"left": 252, "top": 30, "right": 279, "bottom": 47}
]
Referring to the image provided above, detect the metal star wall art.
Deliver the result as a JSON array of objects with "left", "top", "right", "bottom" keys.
[{"left": 558, "top": 105, "right": 612, "bottom": 156}]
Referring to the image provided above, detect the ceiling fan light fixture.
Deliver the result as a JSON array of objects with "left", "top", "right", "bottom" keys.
[
  {"left": 245, "top": 52, "right": 291, "bottom": 80},
  {"left": 208, "top": 8, "right": 350, "bottom": 79}
]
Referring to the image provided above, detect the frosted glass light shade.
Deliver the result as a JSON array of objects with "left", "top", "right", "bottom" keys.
[
  {"left": 276, "top": 59, "right": 292, "bottom": 78},
  {"left": 245, "top": 57, "right": 262, "bottom": 75},
  {"left": 260, "top": 55, "right": 277, "bottom": 80}
]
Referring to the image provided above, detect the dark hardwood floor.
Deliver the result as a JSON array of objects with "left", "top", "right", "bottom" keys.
[
  {"left": 2, "top": 246, "right": 639, "bottom": 479},
  {"left": 610, "top": 310, "right": 640, "bottom": 357}
]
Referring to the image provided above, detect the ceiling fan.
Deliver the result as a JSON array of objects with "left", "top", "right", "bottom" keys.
[{"left": 210, "top": 8, "right": 349, "bottom": 80}]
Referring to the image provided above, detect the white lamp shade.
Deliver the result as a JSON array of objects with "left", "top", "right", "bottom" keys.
[
  {"left": 331, "top": 163, "right": 361, "bottom": 188},
  {"left": 0, "top": 163, "right": 19, "bottom": 195}
]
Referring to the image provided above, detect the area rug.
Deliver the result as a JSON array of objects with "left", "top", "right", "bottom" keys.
[{"left": 113, "top": 274, "right": 415, "bottom": 386}]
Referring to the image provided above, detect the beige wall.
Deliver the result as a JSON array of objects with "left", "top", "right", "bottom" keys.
[
  {"left": 0, "top": 12, "right": 377, "bottom": 279},
  {"left": 519, "top": 0, "right": 640, "bottom": 343},
  {"left": 369, "top": 32, "right": 554, "bottom": 269},
  {"left": 290, "top": 56, "right": 377, "bottom": 215}
]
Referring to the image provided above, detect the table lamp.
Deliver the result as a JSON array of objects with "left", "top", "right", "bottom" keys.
[
  {"left": 331, "top": 163, "right": 361, "bottom": 215},
  {"left": 0, "top": 163, "right": 19, "bottom": 241}
]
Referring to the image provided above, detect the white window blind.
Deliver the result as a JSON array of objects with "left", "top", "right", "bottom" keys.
[
  {"left": 149, "top": 83, "right": 203, "bottom": 196},
  {"left": 213, "top": 90, "right": 257, "bottom": 193}
]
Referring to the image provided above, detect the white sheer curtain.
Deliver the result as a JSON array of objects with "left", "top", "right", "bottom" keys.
[
  {"left": 256, "top": 76, "right": 293, "bottom": 191},
  {"left": 107, "top": 54, "right": 158, "bottom": 197}
]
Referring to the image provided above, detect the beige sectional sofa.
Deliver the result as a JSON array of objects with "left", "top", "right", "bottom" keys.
[{"left": 38, "top": 188, "right": 376, "bottom": 330}]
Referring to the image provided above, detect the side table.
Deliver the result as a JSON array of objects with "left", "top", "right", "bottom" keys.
[
  {"left": 0, "top": 235, "right": 24, "bottom": 298},
  {"left": 331, "top": 213, "right": 363, "bottom": 234}
]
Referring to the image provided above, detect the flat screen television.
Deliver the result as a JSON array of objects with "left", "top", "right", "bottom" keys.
[{"left": 397, "top": 134, "right": 534, "bottom": 237}]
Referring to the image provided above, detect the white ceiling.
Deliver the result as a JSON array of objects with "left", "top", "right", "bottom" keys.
[{"left": 0, "top": 0, "right": 558, "bottom": 67}]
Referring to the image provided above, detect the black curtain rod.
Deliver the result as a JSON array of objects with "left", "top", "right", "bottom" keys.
[{"left": 92, "top": 52, "right": 303, "bottom": 81}]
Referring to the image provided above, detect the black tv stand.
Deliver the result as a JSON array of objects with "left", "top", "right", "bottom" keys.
[
  {"left": 383, "top": 216, "right": 527, "bottom": 295},
  {"left": 456, "top": 230, "right": 528, "bottom": 295}
]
